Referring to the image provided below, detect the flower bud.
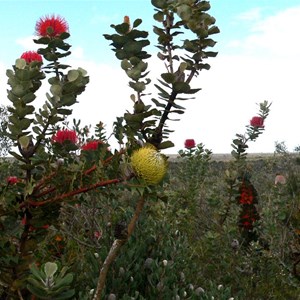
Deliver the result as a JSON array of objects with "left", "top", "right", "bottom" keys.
[
  {"left": 108, "top": 294, "right": 116, "bottom": 300},
  {"left": 195, "top": 287, "right": 205, "bottom": 295}
]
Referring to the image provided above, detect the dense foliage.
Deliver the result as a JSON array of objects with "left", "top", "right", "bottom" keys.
[{"left": 0, "top": 1, "right": 299, "bottom": 299}]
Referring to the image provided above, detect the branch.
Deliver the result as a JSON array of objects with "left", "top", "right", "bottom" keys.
[
  {"left": 21, "top": 178, "right": 123, "bottom": 208},
  {"left": 92, "top": 196, "right": 145, "bottom": 300}
]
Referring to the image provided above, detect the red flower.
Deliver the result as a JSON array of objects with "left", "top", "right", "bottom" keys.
[
  {"left": 20, "top": 51, "right": 43, "bottom": 64},
  {"left": 52, "top": 129, "right": 77, "bottom": 144},
  {"left": 237, "top": 180, "right": 257, "bottom": 205},
  {"left": 250, "top": 116, "right": 264, "bottom": 128},
  {"left": 239, "top": 212, "right": 258, "bottom": 230},
  {"left": 7, "top": 176, "right": 18, "bottom": 185},
  {"left": 94, "top": 231, "right": 102, "bottom": 240},
  {"left": 35, "top": 15, "right": 69, "bottom": 37},
  {"left": 81, "top": 140, "right": 103, "bottom": 151},
  {"left": 184, "top": 139, "right": 196, "bottom": 149}
]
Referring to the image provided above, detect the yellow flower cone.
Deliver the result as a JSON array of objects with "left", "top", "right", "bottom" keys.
[{"left": 131, "top": 146, "right": 168, "bottom": 185}]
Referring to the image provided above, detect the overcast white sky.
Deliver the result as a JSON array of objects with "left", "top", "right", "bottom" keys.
[{"left": 0, "top": 1, "right": 300, "bottom": 154}]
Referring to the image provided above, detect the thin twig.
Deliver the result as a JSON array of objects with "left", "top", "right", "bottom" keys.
[
  {"left": 92, "top": 196, "right": 145, "bottom": 300},
  {"left": 17, "top": 289, "right": 24, "bottom": 300}
]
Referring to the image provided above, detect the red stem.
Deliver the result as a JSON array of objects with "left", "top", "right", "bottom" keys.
[{"left": 21, "top": 178, "right": 122, "bottom": 208}]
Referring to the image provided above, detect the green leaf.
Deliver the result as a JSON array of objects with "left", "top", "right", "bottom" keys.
[
  {"left": 173, "top": 82, "right": 190, "bottom": 93},
  {"left": 59, "top": 32, "right": 70, "bottom": 40},
  {"left": 208, "top": 25, "right": 220, "bottom": 35},
  {"left": 114, "top": 23, "right": 130, "bottom": 35},
  {"left": 67, "top": 70, "right": 79, "bottom": 82},
  {"left": 34, "top": 36, "right": 51, "bottom": 44},
  {"left": 161, "top": 73, "right": 176, "bottom": 84},
  {"left": 22, "top": 92, "right": 36, "bottom": 103},
  {"left": 9, "top": 151, "right": 27, "bottom": 162},
  {"left": 121, "top": 59, "right": 131, "bottom": 70},
  {"left": 133, "top": 18, "right": 142, "bottom": 28},
  {"left": 203, "top": 51, "right": 218, "bottom": 57},
  {"left": 157, "top": 140, "right": 174, "bottom": 149},
  {"left": 19, "top": 118, "right": 33, "bottom": 130},
  {"left": 44, "top": 262, "right": 58, "bottom": 278},
  {"left": 54, "top": 273, "right": 74, "bottom": 289},
  {"left": 15, "top": 59, "right": 26, "bottom": 69},
  {"left": 53, "top": 289, "right": 75, "bottom": 300},
  {"left": 152, "top": 98, "right": 166, "bottom": 108},
  {"left": 56, "top": 108, "right": 72, "bottom": 115},
  {"left": 27, "top": 283, "right": 49, "bottom": 299},
  {"left": 151, "top": 0, "right": 167, "bottom": 9},
  {"left": 154, "top": 84, "right": 170, "bottom": 98},
  {"left": 18, "top": 135, "right": 30, "bottom": 149},
  {"left": 29, "top": 263, "right": 46, "bottom": 282},
  {"left": 153, "top": 11, "right": 164, "bottom": 22}
]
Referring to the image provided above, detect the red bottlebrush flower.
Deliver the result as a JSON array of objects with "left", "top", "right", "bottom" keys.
[
  {"left": 250, "top": 116, "right": 264, "bottom": 128},
  {"left": 237, "top": 180, "right": 258, "bottom": 205},
  {"left": 35, "top": 15, "right": 69, "bottom": 37},
  {"left": 239, "top": 211, "right": 259, "bottom": 230},
  {"left": 52, "top": 129, "right": 77, "bottom": 144},
  {"left": 81, "top": 140, "right": 103, "bottom": 151},
  {"left": 184, "top": 139, "right": 196, "bottom": 149},
  {"left": 7, "top": 176, "right": 18, "bottom": 185},
  {"left": 20, "top": 51, "right": 43, "bottom": 64}
]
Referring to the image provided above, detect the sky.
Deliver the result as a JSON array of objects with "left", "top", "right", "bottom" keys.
[{"left": 0, "top": 0, "right": 300, "bottom": 154}]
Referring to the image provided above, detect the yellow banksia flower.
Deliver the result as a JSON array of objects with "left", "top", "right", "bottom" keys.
[{"left": 131, "top": 146, "right": 168, "bottom": 185}]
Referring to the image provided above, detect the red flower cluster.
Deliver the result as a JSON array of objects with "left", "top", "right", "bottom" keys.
[
  {"left": 237, "top": 180, "right": 257, "bottom": 205},
  {"left": 52, "top": 129, "right": 77, "bottom": 144},
  {"left": 250, "top": 116, "right": 264, "bottom": 128},
  {"left": 81, "top": 140, "right": 102, "bottom": 151},
  {"left": 239, "top": 211, "right": 258, "bottom": 230},
  {"left": 237, "top": 180, "right": 259, "bottom": 232},
  {"left": 20, "top": 51, "right": 43, "bottom": 64},
  {"left": 7, "top": 176, "right": 18, "bottom": 185},
  {"left": 184, "top": 139, "right": 196, "bottom": 149},
  {"left": 35, "top": 15, "right": 69, "bottom": 37}
]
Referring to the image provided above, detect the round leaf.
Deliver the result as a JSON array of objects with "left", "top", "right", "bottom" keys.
[{"left": 67, "top": 70, "right": 79, "bottom": 82}]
